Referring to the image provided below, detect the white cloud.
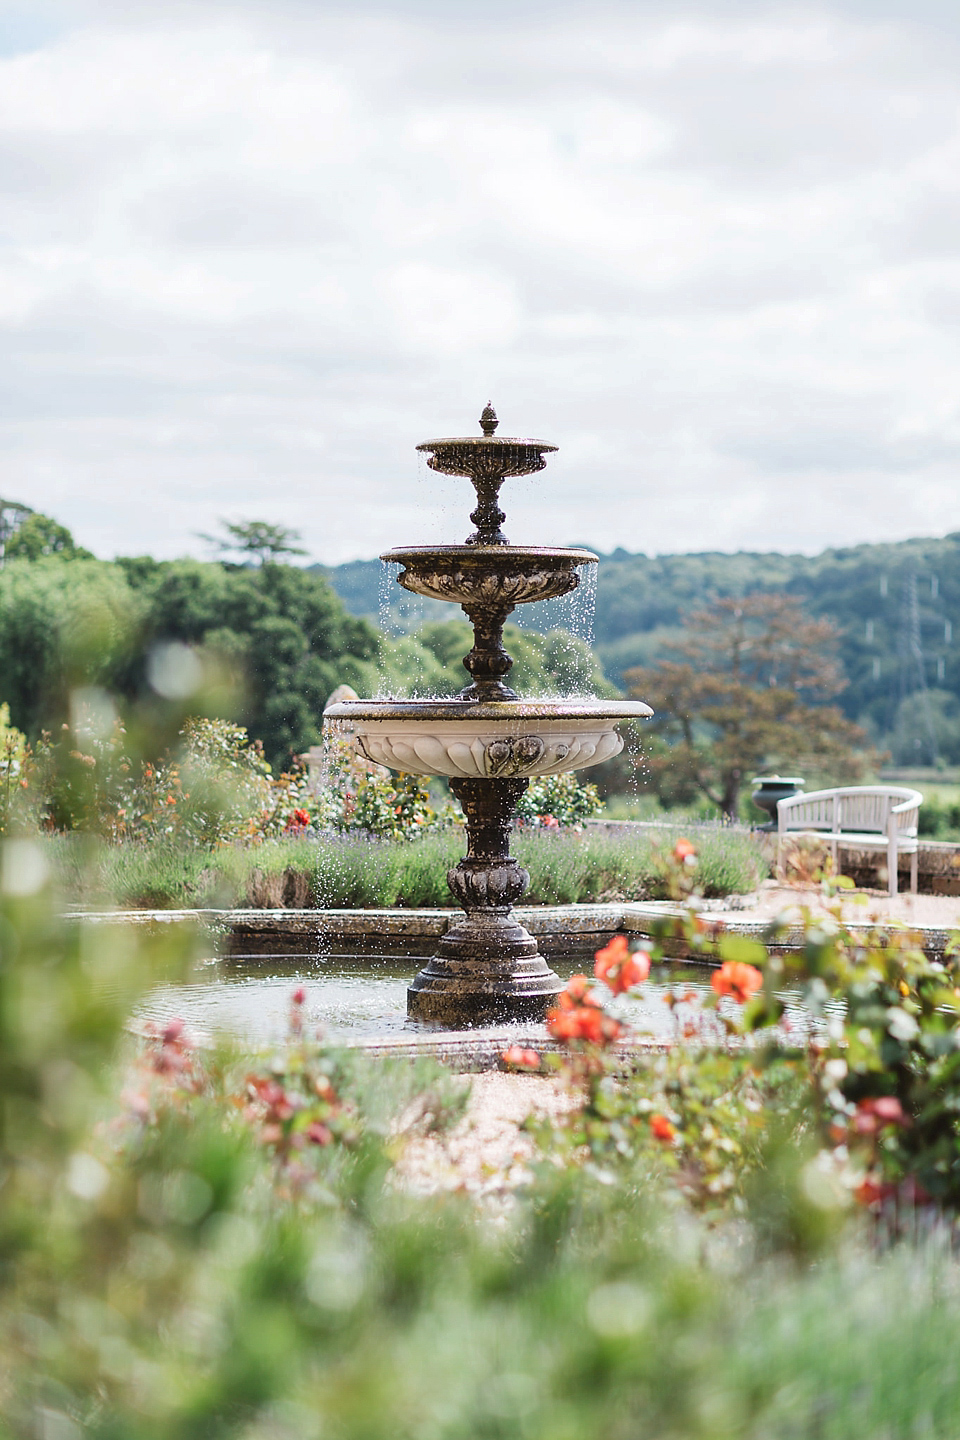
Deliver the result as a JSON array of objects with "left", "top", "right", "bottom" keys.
[{"left": 0, "top": 1, "right": 959, "bottom": 563}]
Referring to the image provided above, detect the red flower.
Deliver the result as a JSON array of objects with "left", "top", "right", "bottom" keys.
[
  {"left": 558, "top": 974, "right": 597, "bottom": 1008},
  {"left": 855, "top": 1175, "right": 895, "bottom": 1207},
  {"left": 673, "top": 837, "right": 696, "bottom": 862},
  {"left": 306, "top": 1121, "right": 333, "bottom": 1146},
  {"left": 650, "top": 1114, "right": 676, "bottom": 1142},
  {"left": 291, "top": 986, "right": 306, "bottom": 1006},
  {"left": 594, "top": 935, "right": 651, "bottom": 994},
  {"left": 247, "top": 1076, "right": 295, "bottom": 1121},
  {"left": 547, "top": 1003, "right": 621, "bottom": 1046},
  {"left": 854, "top": 1096, "right": 910, "bottom": 1133},
  {"left": 711, "top": 961, "right": 763, "bottom": 1004},
  {"left": 502, "top": 1044, "right": 541, "bottom": 1071}
]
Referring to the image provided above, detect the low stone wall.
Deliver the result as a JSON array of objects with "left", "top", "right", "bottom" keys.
[
  {"left": 752, "top": 831, "right": 960, "bottom": 894},
  {"left": 70, "top": 899, "right": 957, "bottom": 963},
  {"left": 851, "top": 838, "right": 960, "bottom": 895},
  {"left": 69, "top": 903, "right": 630, "bottom": 960}
]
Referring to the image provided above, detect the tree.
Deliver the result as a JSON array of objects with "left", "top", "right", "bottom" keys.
[
  {"left": 127, "top": 559, "right": 380, "bottom": 769},
  {"left": 198, "top": 520, "right": 307, "bottom": 566},
  {"left": 624, "top": 594, "right": 875, "bottom": 819},
  {"left": 0, "top": 558, "right": 144, "bottom": 734},
  {"left": 0, "top": 555, "right": 381, "bottom": 772},
  {"left": 4, "top": 512, "right": 93, "bottom": 562}
]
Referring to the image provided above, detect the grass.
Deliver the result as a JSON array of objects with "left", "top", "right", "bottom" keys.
[{"left": 54, "top": 823, "right": 768, "bottom": 910}]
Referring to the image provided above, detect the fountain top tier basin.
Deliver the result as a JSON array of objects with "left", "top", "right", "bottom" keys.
[
  {"left": 324, "top": 698, "right": 653, "bottom": 780},
  {"left": 416, "top": 402, "right": 559, "bottom": 546}
]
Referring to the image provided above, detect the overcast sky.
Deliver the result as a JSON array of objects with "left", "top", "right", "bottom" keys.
[{"left": 3, "top": 0, "right": 960, "bottom": 564}]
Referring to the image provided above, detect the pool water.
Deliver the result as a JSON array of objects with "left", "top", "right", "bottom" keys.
[{"left": 136, "top": 952, "right": 839, "bottom": 1047}]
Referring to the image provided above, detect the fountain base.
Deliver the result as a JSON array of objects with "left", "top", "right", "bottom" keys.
[
  {"left": 406, "top": 776, "right": 563, "bottom": 1026},
  {"left": 407, "top": 913, "right": 563, "bottom": 1025}
]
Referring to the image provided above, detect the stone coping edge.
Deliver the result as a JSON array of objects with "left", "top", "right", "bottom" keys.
[
  {"left": 344, "top": 1027, "right": 670, "bottom": 1070},
  {"left": 68, "top": 901, "right": 959, "bottom": 956},
  {"left": 67, "top": 903, "right": 634, "bottom": 936}
]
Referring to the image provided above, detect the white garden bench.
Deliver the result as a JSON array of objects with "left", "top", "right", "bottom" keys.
[{"left": 777, "top": 786, "right": 923, "bottom": 896}]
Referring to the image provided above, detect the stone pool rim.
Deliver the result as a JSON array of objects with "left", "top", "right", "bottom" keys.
[
  {"left": 108, "top": 902, "right": 957, "bottom": 1067},
  {"left": 65, "top": 901, "right": 959, "bottom": 961}
]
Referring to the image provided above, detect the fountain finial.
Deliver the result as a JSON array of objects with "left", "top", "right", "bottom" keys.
[{"left": 480, "top": 402, "right": 499, "bottom": 436}]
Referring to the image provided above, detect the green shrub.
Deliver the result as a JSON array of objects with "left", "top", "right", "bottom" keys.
[
  {"left": 515, "top": 771, "right": 604, "bottom": 828},
  {"left": 7, "top": 855, "right": 960, "bottom": 1437}
]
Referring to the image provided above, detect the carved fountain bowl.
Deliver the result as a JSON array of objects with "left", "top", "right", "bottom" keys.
[
  {"left": 415, "top": 435, "right": 557, "bottom": 481},
  {"left": 324, "top": 699, "right": 654, "bottom": 781},
  {"left": 382, "top": 546, "right": 597, "bottom": 608}
]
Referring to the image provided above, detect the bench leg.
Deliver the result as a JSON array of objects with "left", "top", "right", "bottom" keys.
[
  {"left": 887, "top": 830, "right": 898, "bottom": 898},
  {"left": 910, "top": 848, "right": 918, "bottom": 895}
]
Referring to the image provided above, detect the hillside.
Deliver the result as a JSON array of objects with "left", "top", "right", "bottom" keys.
[{"left": 322, "top": 533, "right": 960, "bottom": 759}]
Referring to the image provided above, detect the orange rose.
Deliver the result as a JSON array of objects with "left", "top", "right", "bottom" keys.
[
  {"left": 546, "top": 1004, "right": 621, "bottom": 1046},
  {"left": 711, "top": 961, "right": 763, "bottom": 1004},
  {"left": 650, "top": 1114, "right": 676, "bottom": 1142},
  {"left": 595, "top": 935, "right": 651, "bottom": 994}
]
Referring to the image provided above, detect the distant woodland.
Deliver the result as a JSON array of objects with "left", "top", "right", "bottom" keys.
[{"left": 4, "top": 507, "right": 959, "bottom": 775}]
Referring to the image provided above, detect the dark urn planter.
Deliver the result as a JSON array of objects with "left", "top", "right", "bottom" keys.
[{"left": 750, "top": 775, "right": 805, "bottom": 831}]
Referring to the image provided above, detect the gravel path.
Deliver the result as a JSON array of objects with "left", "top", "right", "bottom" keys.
[{"left": 395, "top": 1072, "right": 578, "bottom": 1200}]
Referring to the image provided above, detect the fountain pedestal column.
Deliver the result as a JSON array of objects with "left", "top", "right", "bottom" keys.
[{"left": 406, "top": 777, "right": 564, "bottom": 1026}]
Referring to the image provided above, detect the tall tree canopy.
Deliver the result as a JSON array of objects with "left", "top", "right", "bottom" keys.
[
  {"left": 625, "top": 594, "right": 874, "bottom": 819},
  {"left": 0, "top": 556, "right": 381, "bottom": 771},
  {"left": 198, "top": 520, "right": 308, "bottom": 566},
  {"left": 4, "top": 512, "right": 93, "bottom": 562},
  {"left": 120, "top": 558, "right": 379, "bottom": 768}
]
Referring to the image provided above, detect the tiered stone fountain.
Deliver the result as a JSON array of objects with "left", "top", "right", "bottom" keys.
[{"left": 326, "top": 405, "right": 652, "bottom": 1027}]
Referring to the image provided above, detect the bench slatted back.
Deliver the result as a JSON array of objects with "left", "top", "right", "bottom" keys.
[
  {"left": 778, "top": 793, "right": 840, "bottom": 833},
  {"left": 778, "top": 787, "right": 921, "bottom": 838}
]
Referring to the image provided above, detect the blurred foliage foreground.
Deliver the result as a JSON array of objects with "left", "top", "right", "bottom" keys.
[{"left": 5, "top": 841, "right": 960, "bottom": 1436}]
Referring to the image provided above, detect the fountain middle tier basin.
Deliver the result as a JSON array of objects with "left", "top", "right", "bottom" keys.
[
  {"left": 324, "top": 698, "right": 653, "bottom": 780},
  {"left": 383, "top": 545, "right": 598, "bottom": 609}
]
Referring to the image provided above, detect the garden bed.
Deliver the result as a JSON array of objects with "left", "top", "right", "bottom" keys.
[{"left": 52, "top": 824, "right": 768, "bottom": 911}]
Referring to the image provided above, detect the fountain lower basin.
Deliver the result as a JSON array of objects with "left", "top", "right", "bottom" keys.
[{"left": 325, "top": 698, "right": 653, "bottom": 780}]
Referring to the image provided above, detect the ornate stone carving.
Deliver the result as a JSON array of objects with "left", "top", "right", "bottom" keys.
[
  {"left": 395, "top": 553, "right": 583, "bottom": 700},
  {"left": 484, "top": 735, "right": 545, "bottom": 777},
  {"left": 446, "top": 858, "right": 529, "bottom": 911},
  {"left": 445, "top": 778, "right": 530, "bottom": 911},
  {"left": 396, "top": 563, "right": 579, "bottom": 609},
  {"left": 327, "top": 403, "right": 654, "bottom": 1024},
  {"left": 354, "top": 722, "right": 621, "bottom": 779}
]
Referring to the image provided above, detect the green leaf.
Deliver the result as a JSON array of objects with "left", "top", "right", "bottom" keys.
[
  {"left": 743, "top": 995, "right": 785, "bottom": 1032},
  {"left": 717, "top": 934, "right": 767, "bottom": 967}
]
